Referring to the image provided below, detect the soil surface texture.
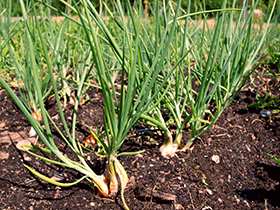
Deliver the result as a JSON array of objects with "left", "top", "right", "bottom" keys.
[{"left": 0, "top": 64, "right": 280, "bottom": 210}]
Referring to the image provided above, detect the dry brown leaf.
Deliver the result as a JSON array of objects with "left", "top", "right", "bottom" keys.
[
  {"left": 0, "top": 122, "right": 5, "bottom": 129},
  {"left": 0, "top": 149, "right": 9, "bottom": 160},
  {"left": 16, "top": 140, "right": 32, "bottom": 151}
]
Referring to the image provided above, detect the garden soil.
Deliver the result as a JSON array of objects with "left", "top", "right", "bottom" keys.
[{"left": 0, "top": 64, "right": 280, "bottom": 210}]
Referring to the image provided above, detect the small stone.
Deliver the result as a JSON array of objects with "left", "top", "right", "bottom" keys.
[
  {"left": 245, "top": 144, "right": 251, "bottom": 152},
  {"left": 234, "top": 195, "right": 240, "bottom": 204},
  {"left": 228, "top": 174, "right": 231, "bottom": 182},
  {"left": 25, "top": 156, "right": 32, "bottom": 162},
  {"left": 218, "top": 198, "right": 223, "bottom": 203},
  {"left": 244, "top": 200, "right": 250, "bottom": 208},
  {"left": 90, "top": 202, "right": 95, "bottom": 206},
  {"left": 198, "top": 190, "right": 204, "bottom": 194},
  {"left": 205, "top": 188, "right": 213, "bottom": 195},
  {"left": 202, "top": 206, "right": 213, "bottom": 210},
  {"left": 211, "top": 155, "right": 220, "bottom": 164},
  {"left": 260, "top": 110, "right": 272, "bottom": 118},
  {"left": 174, "top": 203, "right": 184, "bottom": 209},
  {"left": 250, "top": 134, "right": 256, "bottom": 140}
]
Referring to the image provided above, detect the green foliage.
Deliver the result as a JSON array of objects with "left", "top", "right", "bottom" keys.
[
  {"left": 181, "top": 0, "right": 232, "bottom": 12},
  {"left": 268, "top": 30, "right": 280, "bottom": 72},
  {"left": 269, "top": 45, "right": 280, "bottom": 70},
  {"left": 2, "top": 0, "right": 76, "bottom": 16},
  {"left": 247, "top": 92, "right": 280, "bottom": 109},
  {"left": 2, "top": 0, "right": 137, "bottom": 17},
  {"left": 268, "top": 154, "right": 280, "bottom": 165},
  {"left": 3, "top": 0, "right": 280, "bottom": 22},
  {"left": 180, "top": 0, "right": 280, "bottom": 21}
]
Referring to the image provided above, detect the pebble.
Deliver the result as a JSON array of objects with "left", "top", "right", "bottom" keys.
[
  {"left": 202, "top": 206, "right": 213, "bottom": 210},
  {"left": 244, "top": 200, "right": 250, "bottom": 208},
  {"left": 24, "top": 156, "right": 31, "bottom": 162},
  {"left": 211, "top": 155, "right": 220, "bottom": 164},
  {"left": 234, "top": 195, "right": 240, "bottom": 204},
  {"left": 205, "top": 188, "right": 213, "bottom": 195},
  {"left": 228, "top": 175, "right": 231, "bottom": 182},
  {"left": 245, "top": 144, "right": 251, "bottom": 152},
  {"left": 174, "top": 204, "right": 184, "bottom": 210},
  {"left": 218, "top": 198, "right": 223, "bottom": 203},
  {"left": 259, "top": 110, "right": 272, "bottom": 118}
]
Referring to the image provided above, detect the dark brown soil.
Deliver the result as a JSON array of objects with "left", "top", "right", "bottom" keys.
[{"left": 0, "top": 64, "right": 280, "bottom": 210}]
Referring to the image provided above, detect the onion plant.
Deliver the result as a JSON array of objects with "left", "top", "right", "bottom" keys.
[
  {"left": 8, "top": 41, "right": 50, "bottom": 127},
  {"left": 139, "top": 0, "right": 276, "bottom": 157},
  {"left": 102, "top": 0, "right": 195, "bottom": 157},
  {"left": 51, "top": 17, "right": 94, "bottom": 107},
  {"left": 136, "top": 0, "right": 194, "bottom": 157},
  {"left": 58, "top": 0, "right": 186, "bottom": 205},
  {"left": 7, "top": 3, "right": 52, "bottom": 136},
  {"left": 30, "top": 3, "right": 92, "bottom": 107},
  {"left": 0, "top": 0, "right": 187, "bottom": 209},
  {"left": 178, "top": 0, "right": 276, "bottom": 151},
  {"left": 0, "top": 0, "right": 23, "bottom": 85}
]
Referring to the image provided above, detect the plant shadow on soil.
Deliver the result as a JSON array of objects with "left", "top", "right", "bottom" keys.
[
  {"left": 238, "top": 163, "right": 280, "bottom": 208},
  {"left": 1, "top": 65, "right": 280, "bottom": 209}
]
